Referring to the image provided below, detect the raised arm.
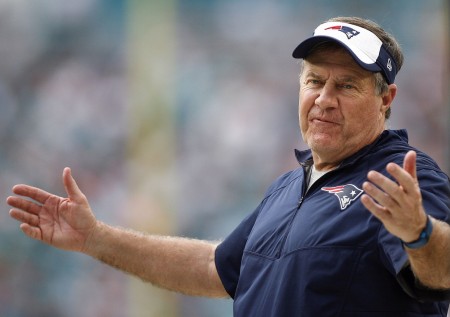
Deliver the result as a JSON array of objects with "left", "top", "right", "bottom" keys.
[
  {"left": 7, "top": 168, "right": 228, "bottom": 298},
  {"left": 361, "top": 150, "right": 450, "bottom": 289}
]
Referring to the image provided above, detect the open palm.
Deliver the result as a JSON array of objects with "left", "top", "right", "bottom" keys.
[{"left": 7, "top": 168, "right": 97, "bottom": 252}]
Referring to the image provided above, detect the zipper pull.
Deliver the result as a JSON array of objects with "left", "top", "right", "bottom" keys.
[{"left": 297, "top": 196, "right": 304, "bottom": 208}]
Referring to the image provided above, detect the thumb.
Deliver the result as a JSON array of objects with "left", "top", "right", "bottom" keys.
[
  {"left": 403, "top": 150, "right": 417, "bottom": 181},
  {"left": 63, "top": 167, "right": 85, "bottom": 202}
]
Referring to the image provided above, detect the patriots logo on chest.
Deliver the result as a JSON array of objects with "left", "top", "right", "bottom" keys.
[{"left": 321, "top": 184, "right": 363, "bottom": 210}]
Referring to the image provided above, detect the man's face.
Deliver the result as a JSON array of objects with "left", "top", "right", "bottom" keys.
[{"left": 299, "top": 48, "right": 393, "bottom": 169}]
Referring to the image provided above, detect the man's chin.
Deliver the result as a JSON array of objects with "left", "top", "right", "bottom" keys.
[{"left": 307, "top": 135, "right": 339, "bottom": 151}]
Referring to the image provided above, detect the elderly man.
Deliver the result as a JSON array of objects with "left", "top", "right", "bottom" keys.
[{"left": 7, "top": 17, "right": 450, "bottom": 316}]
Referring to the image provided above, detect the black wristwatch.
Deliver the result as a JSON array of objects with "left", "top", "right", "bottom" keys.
[{"left": 402, "top": 215, "right": 433, "bottom": 249}]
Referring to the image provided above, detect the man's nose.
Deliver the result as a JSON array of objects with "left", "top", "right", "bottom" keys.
[{"left": 315, "top": 83, "right": 338, "bottom": 110}]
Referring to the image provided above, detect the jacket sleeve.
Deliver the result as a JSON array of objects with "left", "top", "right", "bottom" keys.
[
  {"left": 380, "top": 166, "right": 450, "bottom": 301},
  {"left": 214, "top": 206, "right": 260, "bottom": 298}
]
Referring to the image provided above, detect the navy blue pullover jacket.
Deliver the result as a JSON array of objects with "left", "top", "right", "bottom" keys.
[{"left": 215, "top": 130, "right": 450, "bottom": 316}]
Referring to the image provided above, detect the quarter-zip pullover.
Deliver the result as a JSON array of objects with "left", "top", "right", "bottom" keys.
[{"left": 215, "top": 129, "right": 450, "bottom": 316}]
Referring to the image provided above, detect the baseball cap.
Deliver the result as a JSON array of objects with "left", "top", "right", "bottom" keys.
[{"left": 292, "top": 22, "right": 397, "bottom": 84}]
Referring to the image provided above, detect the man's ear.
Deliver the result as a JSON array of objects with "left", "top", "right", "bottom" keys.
[{"left": 381, "top": 84, "right": 397, "bottom": 113}]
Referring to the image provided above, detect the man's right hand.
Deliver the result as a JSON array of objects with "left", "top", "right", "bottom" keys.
[{"left": 7, "top": 167, "right": 97, "bottom": 253}]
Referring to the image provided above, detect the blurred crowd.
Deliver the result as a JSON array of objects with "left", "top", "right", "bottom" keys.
[{"left": 0, "top": 0, "right": 448, "bottom": 316}]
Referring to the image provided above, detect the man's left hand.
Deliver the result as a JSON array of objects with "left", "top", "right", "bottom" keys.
[{"left": 361, "top": 150, "right": 428, "bottom": 243}]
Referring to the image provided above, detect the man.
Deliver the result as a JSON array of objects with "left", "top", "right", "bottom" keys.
[{"left": 7, "top": 17, "right": 450, "bottom": 316}]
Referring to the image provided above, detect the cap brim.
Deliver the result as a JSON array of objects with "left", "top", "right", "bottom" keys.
[{"left": 292, "top": 35, "right": 382, "bottom": 73}]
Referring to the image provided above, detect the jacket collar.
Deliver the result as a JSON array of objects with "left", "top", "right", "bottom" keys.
[{"left": 295, "top": 129, "right": 409, "bottom": 167}]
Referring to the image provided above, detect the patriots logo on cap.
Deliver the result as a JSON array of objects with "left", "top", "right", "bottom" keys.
[
  {"left": 321, "top": 184, "right": 363, "bottom": 210},
  {"left": 325, "top": 25, "right": 360, "bottom": 39}
]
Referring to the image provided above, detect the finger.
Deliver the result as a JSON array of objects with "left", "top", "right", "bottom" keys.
[
  {"left": 12, "top": 185, "right": 52, "bottom": 205},
  {"left": 385, "top": 162, "right": 420, "bottom": 197},
  {"left": 402, "top": 150, "right": 417, "bottom": 181},
  {"left": 20, "top": 223, "right": 43, "bottom": 241},
  {"left": 9, "top": 208, "right": 40, "bottom": 227},
  {"left": 63, "top": 168, "right": 85, "bottom": 203},
  {"left": 362, "top": 181, "right": 399, "bottom": 210},
  {"left": 361, "top": 194, "right": 391, "bottom": 220},
  {"left": 6, "top": 196, "right": 42, "bottom": 215},
  {"left": 366, "top": 171, "right": 403, "bottom": 203}
]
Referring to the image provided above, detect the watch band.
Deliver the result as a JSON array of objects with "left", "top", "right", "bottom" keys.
[{"left": 402, "top": 215, "right": 433, "bottom": 249}]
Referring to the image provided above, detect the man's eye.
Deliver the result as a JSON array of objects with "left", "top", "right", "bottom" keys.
[
  {"left": 308, "top": 79, "right": 321, "bottom": 85},
  {"left": 340, "top": 84, "right": 354, "bottom": 89}
]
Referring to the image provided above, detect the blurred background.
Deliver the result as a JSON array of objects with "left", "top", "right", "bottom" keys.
[{"left": 0, "top": 0, "right": 448, "bottom": 316}]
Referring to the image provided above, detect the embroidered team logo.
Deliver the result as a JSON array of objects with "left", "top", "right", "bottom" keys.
[
  {"left": 325, "top": 25, "right": 360, "bottom": 39},
  {"left": 387, "top": 58, "right": 393, "bottom": 71},
  {"left": 321, "top": 184, "right": 363, "bottom": 210}
]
